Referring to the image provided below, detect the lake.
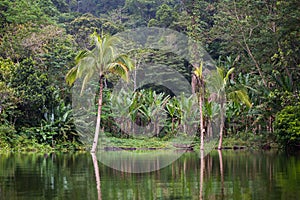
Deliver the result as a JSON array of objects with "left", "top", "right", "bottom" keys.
[{"left": 0, "top": 150, "right": 299, "bottom": 199}]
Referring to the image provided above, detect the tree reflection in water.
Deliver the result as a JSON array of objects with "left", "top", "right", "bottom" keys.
[
  {"left": 0, "top": 151, "right": 300, "bottom": 199},
  {"left": 91, "top": 153, "right": 102, "bottom": 200}
]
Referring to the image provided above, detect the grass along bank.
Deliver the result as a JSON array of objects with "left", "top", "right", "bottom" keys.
[{"left": 0, "top": 132, "right": 278, "bottom": 153}]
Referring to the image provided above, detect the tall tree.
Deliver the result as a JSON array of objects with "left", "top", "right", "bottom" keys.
[
  {"left": 192, "top": 62, "right": 205, "bottom": 150},
  {"left": 207, "top": 67, "right": 251, "bottom": 149},
  {"left": 66, "top": 32, "right": 133, "bottom": 152}
]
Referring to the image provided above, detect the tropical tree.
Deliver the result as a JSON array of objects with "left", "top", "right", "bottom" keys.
[
  {"left": 192, "top": 61, "right": 205, "bottom": 150},
  {"left": 66, "top": 32, "right": 133, "bottom": 152},
  {"left": 207, "top": 66, "right": 251, "bottom": 150}
]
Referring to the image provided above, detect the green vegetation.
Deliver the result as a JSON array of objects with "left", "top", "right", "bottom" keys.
[
  {"left": 274, "top": 103, "right": 300, "bottom": 149},
  {"left": 0, "top": 0, "right": 299, "bottom": 151},
  {"left": 101, "top": 137, "right": 171, "bottom": 149}
]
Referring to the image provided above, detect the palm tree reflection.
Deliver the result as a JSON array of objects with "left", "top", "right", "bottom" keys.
[
  {"left": 91, "top": 153, "right": 102, "bottom": 200},
  {"left": 218, "top": 150, "right": 224, "bottom": 199},
  {"left": 199, "top": 150, "right": 205, "bottom": 200}
]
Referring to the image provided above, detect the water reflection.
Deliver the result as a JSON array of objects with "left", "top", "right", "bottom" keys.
[
  {"left": 0, "top": 153, "right": 97, "bottom": 200},
  {"left": 199, "top": 150, "right": 205, "bottom": 200},
  {"left": 97, "top": 150, "right": 184, "bottom": 173},
  {"left": 218, "top": 150, "right": 224, "bottom": 199},
  {"left": 92, "top": 153, "right": 102, "bottom": 200},
  {"left": 0, "top": 151, "right": 300, "bottom": 199}
]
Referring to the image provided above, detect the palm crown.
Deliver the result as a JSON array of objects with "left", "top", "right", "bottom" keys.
[{"left": 66, "top": 32, "right": 133, "bottom": 94}]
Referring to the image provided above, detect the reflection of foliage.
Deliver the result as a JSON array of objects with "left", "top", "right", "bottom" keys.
[
  {"left": 0, "top": 153, "right": 97, "bottom": 199},
  {"left": 0, "top": 151, "right": 300, "bottom": 199}
]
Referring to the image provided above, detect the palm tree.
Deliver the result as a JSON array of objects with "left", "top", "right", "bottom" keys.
[
  {"left": 66, "top": 32, "right": 133, "bottom": 152},
  {"left": 207, "top": 67, "right": 251, "bottom": 150},
  {"left": 192, "top": 61, "right": 205, "bottom": 150}
]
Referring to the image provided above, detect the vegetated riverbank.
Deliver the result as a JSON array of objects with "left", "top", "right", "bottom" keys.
[
  {"left": 0, "top": 134, "right": 85, "bottom": 153},
  {"left": 0, "top": 132, "right": 278, "bottom": 153}
]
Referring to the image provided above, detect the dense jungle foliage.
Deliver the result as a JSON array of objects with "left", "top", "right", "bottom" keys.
[{"left": 0, "top": 0, "right": 299, "bottom": 151}]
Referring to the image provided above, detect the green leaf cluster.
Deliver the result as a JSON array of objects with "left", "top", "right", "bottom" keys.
[{"left": 274, "top": 103, "right": 300, "bottom": 148}]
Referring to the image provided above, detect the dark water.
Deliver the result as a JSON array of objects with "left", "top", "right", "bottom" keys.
[{"left": 0, "top": 150, "right": 299, "bottom": 200}]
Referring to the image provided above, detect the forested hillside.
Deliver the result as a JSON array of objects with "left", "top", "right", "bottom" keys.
[{"left": 0, "top": 0, "right": 299, "bottom": 150}]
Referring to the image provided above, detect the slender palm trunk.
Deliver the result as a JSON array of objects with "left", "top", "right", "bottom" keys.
[
  {"left": 218, "top": 100, "right": 225, "bottom": 150},
  {"left": 199, "top": 92, "right": 204, "bottom": 150},
  {"left": 194, "top": 74, "right": 205, "bottom": 150},
  {"left": 91, "top": 76, "right": 103, "bottom": 153},
  {"left": 207, "top": 119, "right": 212, "bottom": 138},
  {"left": 171, "top": 117, "right": 175, "bottom": 133}
]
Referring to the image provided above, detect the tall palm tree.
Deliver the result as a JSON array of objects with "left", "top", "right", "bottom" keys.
[
  {"left": 207, "top": 67, "right": 251, "bottom": 150},
  {"left": 192, "top": 61, "right": 205, "bottom": 150},
  {"left": 66, "top": 32, "right": 133, "bottom": 152}
]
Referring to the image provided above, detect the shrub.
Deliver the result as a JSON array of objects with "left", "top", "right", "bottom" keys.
[
  {"left": 0, "top": 125, "right": 16, "bottom": 150},
  {"left": 274, "top": 103, "right": 300, "bottom": 148}
]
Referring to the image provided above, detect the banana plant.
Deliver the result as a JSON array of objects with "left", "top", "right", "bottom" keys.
[
  {"left": 136, "top": 90, "right": 169, "bottom": 137},
  {"left": 176, "top": 94, "right": 199, "bottom": 136},
  {"left": 110, "top": 89, "right": 136, "bottom": 135},
  {"left": 165, "top": 97, "right": 181, "bottom": 134},
  {"left": 41, "top": 100, "right": 77, "bottom": 146},
  {"left": 203, "top": 100, "right": 220, "bottom": 139}
]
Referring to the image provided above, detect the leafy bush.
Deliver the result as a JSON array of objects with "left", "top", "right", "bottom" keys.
[
  {"left": 0, "top": 124, "right": 16, "bottom": 150},
  {"left": 274, "top": 103, "right": 300, "bottom": 148},
  {"left": 11, "top": 134, "right": 52, "bottom": 152},
  {"left": 0, "top": 125, "right": 53, "bottom": 152}
]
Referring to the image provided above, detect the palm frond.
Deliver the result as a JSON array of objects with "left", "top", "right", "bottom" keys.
[
  {"left": 117, "top": 54, "right": 135, "bottom": 71},
  {"left": 107, "top": 62, "right": 129, "bottom": 82},
  {"left": 80, "top": 68, "right": 95, "bottom": 95},
  {"left": 75, "top": 50, "right": 89, "bottom": 65},
  {"left": 102, "top": 35, "right": 120, "bottom": 60},
  {"left": 228, "top": 89, "right": 252, "bottom": 108},
  {"left": 194, "top": 61, "right": 203, "bottom": 78},
  {"left": 78, "top": 55, "right": 94, "bottom": 71},
  {"left": 207, "top": 69, "right": 223, "bottom": 93},
  {"left": 65, "top": 66, "right": 78, "bottom": 86},
  {"left": 225, "top": 67, "right": 235, "bottom": 83}
]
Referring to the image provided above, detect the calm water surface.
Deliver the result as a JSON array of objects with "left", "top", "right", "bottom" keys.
[{"left": 0, "top": 150, "right": 299, "bottom": 200}]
